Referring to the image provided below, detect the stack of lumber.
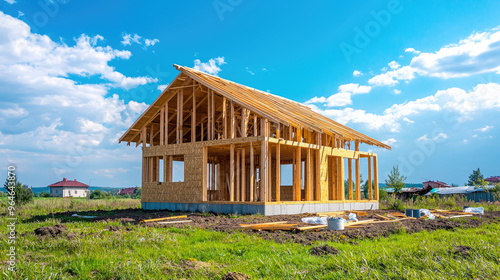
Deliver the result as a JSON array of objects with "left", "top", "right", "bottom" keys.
[
  {"left": 430, "top": 209, "right": 476, "bottom": 219},
  {"left": 238, "top": 221, "right": 326, "bottom": 231}
]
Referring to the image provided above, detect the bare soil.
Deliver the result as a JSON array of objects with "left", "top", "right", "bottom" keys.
[{"left": 34, "top": 209, "right": 500, "bottom": 244}]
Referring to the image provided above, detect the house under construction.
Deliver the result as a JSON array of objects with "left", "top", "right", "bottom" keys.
[{"left": 119, "top": 65, "right": 391, "bottom": 215}]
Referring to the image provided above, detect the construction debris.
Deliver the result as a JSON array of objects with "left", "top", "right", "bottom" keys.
[
  {"left": 139, "top": 215, "right": 188, "bottom": 223},
  {"left": 237, "top": 221, "right": 327, "bottom": 231},
  {"left": 157, "top": 220, "right": 193, "bottom": 225}
]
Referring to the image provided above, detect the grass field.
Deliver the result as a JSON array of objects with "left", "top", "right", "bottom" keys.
[{"left": 2, "top": 198, "right": 500, "bottom": 279}]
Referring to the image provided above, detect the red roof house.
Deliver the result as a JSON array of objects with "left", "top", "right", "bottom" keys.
[
  {"left": 485, "top": 176, "right": 500, "bottom": 185},
  {"left": 48, "top": 178, "right": 89, "bottom": 197},
  {"left": 118, "top": 187, "right": 139, "bottom": 195},
  {"left": 422, "top": 180, "right": 450, "bottom": 188}
]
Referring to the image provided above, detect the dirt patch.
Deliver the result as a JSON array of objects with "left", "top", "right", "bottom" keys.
[
  {"left": 310, "top": 245, "right": 339, "bottom": 256},
  {"left": 35, "top": 209, "right": 500, "bottom": 244},
  {"left": 106, "top": 225, "right": 120, "bottom": 231},
  {"left": 453, "top": 245, "right": 472, "bottom": 257},
  {"left": 222, "top": 271, "right": 250, "bottom": 280},
  {"left": 179, "top": 259, "right": 211, "bottom": 270},
  {"left": 34, "top": 224, "right": 67, "bottom": 238}
]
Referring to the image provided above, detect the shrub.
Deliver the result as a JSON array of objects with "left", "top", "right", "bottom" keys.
[
  {"left": 386, "top": 198, "right": 405, "bottom": 212},
  {"left": 3, "top": 178, "right": 34, "bottom": 205},
  {"left": 379, "top": 188, "right": 388, "bottom": 201},
  {"left": 89, "top": 190, "right": 107, "bottom": 199}
]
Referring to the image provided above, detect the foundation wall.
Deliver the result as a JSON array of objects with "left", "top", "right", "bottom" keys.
[{"left": 142, "top": 201, "right": 379, "bottom": 215}]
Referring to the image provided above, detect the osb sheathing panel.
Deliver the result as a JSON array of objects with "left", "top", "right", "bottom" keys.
[{"left": 280, "top": 186, "right": 294, "bottom": 201}]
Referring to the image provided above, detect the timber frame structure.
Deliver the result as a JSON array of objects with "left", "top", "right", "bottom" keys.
[{"left": 119, "top": 65, "right": 391, "bottom": 215}]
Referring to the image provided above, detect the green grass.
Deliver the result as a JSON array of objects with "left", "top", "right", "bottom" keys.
[
  {"left": 2, "top": 198, "right": 500, "bottom": 279},
  {"left": 381, "top": 194, "right": 500, "bottom": 212}
]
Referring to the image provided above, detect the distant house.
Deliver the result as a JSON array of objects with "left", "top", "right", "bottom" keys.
[
  {"left": 49, "top": 178, "right": 89, "bottom": 197},
  {"left": 423, "top": 180, "right": 450, "bottom": 188},
  {"left": 485, "top": 176, "right": 500, "bottom": 185},
  {"left": 118, "top": 187, "right": 139, "bottom": 196}
]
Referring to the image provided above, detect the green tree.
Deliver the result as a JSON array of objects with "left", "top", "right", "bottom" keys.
[
  {"left": 385, "top": 166, "right": 406, "bottom": 194},
  {"left": 89, "top": 190, "right": 106, "bottom": 199},
  {"left": 40, "top": 191, "right": 51, "bottom": 197},
  {"left": 3, "top": 177, "right": 34, "bottom": 205},
  {"left": 133, "top": 187, "right": 142, "bottom": 199},
  {"left": 467, "top": 168, "right": 484, "bottom": 186}
]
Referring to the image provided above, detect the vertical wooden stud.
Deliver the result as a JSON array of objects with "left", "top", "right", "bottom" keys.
[
  {"left": 250, "top": 143, "right": 254, "bottom": 202},
  {"left": 241, "top": 148, "right": 246, "bottom": 202},
  {"left": 230, "top": 144, "right": 235, "bottom": 201}
]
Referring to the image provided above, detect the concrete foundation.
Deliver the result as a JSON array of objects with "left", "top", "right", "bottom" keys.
[{"left": 142, "top": 201, "right": 379, "bottom": 216}]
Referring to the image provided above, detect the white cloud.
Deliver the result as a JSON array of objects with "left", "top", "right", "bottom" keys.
[
  {"left": 353, "top": 70, "right": 362, "bottom": 77},
  {"left": 193, "top": 57, "right": 226, "bottom": 76},
  {"left": 246, "top": 67, "right": 254, "bottom": 75},
  {"left": 4, "top": 0, "right": 15, "bottom": 4},
  {"left": 0, "top": 11, "right": 150, "bottom": 185},
  {"left": 0, "top": 104, "right": 28, "bottom": 118},
  {"left": 403, "top": 117, "right": 414, "bottom": 124},
  {"left": 144, "top": 38, "right": 159, "bottom": 47},
  {"left": 17, "top": 11, "right": 23, "bottom": 17},
  {"left": 121, "top": 33, "right": 159, "bottom": 48},
  {"left": 477, "top": 125, "right": 493, "bottom": 132},
  {"left": 305, "top": 83, "right": 371, "bottom": 107},
  {"left": 157, "top": 84, "right": 169, "bottom": 91},
  {"left": 393, "top": 89, "right": 401, "bottom": 95},
  {"left": 121, "top": 33, "right": 141, "bottom": 46},
  {"left": 417, "top": 135, "right": 429, "bottom": 142},
  {"left": 388, "top": 61, "right": 401, "bottom": 70},
  {"left": 309, "top": 83, "right": 500, "bottom": 132},
  {"left": 404, "top": 47, "right": 421, "bottom": 54},
  {"left": 371, "top": 27, "right": 500, "bottom": 86},
  {"left": 94, "top": 167, "right": 127, "bottom": 178},
  {"left": 383, "top": 138, "right": 397, "bottom": 145},
  {"left": 433, "top": 133, "right": 448, "bottom": 141}
]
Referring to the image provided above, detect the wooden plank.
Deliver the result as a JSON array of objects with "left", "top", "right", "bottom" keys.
[
  {"left": 374, "top": 155, "right": 379, "bottom": 200},
  {"left": 260, "top": 140, "right": 267, "bottom": 202},
  {"left": 340, "top": 157, "right": 345, "bottom": 201},
  {"left": 202, "top": 147, "right": 207, "bottom": 201},
  {"left": 160, "top": 107, "right": 164, "bottom": 145},
  {"left": 295, "top": 146, "right": 301, "bottom": 201},
  {"left": 242, "top": 108, "right": 247, "bottom": 137},
  {"left": 191, "top": 85, "right": 196, "bottom": 142},
  {"left": 348, "top": 158, "right": 353, "bottom": 200},
  {"left": 316, "top": 211, "right": 345, "bottom": 216},
  {"left": 231, "top": 101, "right": 235, "bottom": 138},
  {"left": 207, "top": 89, "right": 212, "bottom": 140},
  {"left": 176, "top": 90, "right": 180, "bottom": 144},
  {"left": 315, "top": 149, "right": 320, "bottom": 201},
  {"left": 241, "top": 148, "right": 246, "bottom": 202},
  {"left": 250, "top": 142, "right": 254, "bottom": 202},
  {"left": 368, "top": 156, "right": 372, "bottom": 200},
  {"left": 239, "top": 221, "right": 288, "bottom": 227},
  {"left": 140, "top": 215, "right": 188, "bottom": 223},
  {"left": 375, "top": 214, "right": 394, "bottom": 220},
  {"left": 236, "top": 149, "right": 240, "bottom": 201},
  {"left": 253, "top": 114, "right": 257, "bottom": 136},
  {"left": 222, "top": 97, "right": 227, "bottom": 139},
  {"left": 157, "top": 220, "right": 193, "bottom": 225},
  {"left": 297, "top": 225, "right": 327, "bottom": 231},
  {"left": 230, "top": 144, "right": 235, "bottom": 201},
  {"left": 305, "top": 148, "right": 311, "bottom": 201},
  {"left": 276, "top": 141, "right": 280, "bottom": 202},
  {"left": 355, "top": 141, "right": 360, "bottom": 200},
  {"left": 164, "top": 103, "right": 169, "bottom": 145},
  {"left": 141, "top": 156, "right": 147, "bottom": 186}
]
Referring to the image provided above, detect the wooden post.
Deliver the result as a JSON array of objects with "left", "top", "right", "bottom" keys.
[
  {"left": 191, "top": 87, "right": 196, "bottom": 142},
  {"left": 374, "top": 155, "right": 379, "bottom": 200},
  {"left": 242, "top": 108, "right": 247, "bottom": 137},
  {"left": 260, "top": 140, "right": 267, "bottom": 202},
  {"left": 230, "top": 144, "right": 235, "bottom": 201},
  {"left": 141, "top": 127, "right": 146, "bottom": 147},
  {"left": 340, "top": 158, "right": 345, "bottom": 201},
  {"left": 216, "top": 163, "right": 221, "bottom": 200},
  {"left": 160, "top": 107, "right": 164, "bottom": 146},
  {"left": 231, "top": 101, "right": 235, "bottom": 139},
  {"left": 315, "top": 149, "right": 320, "bottom": 201},
  {"left": 176, "top": 90, "right": 180, "bottom": 144},
  {"left": 207, "top": 89, "right": 211, "bottom": 141},
  {"left": 163, "top": 155, "right": 167, "bottom": 183},
  {"left": 165, "top": 103, "right": 169, "bottom": 145},
  {"left": 250, "top": 143, "right": 254, "bottom": 202},
  {"left": 211, "top": 90, "right": 215, "bottom": 140},
  {"left": 142, "top": 156, "right": 147, "bottom": 185},
  {"left": 368, "top": 156, "right": 372, "bottom": 200},
  {"left": 241, "top": 148, "right": 246, "bottom": 202},
  {"left": 305, "top": 148, "right": 311, "bottom": 201},
  {"left": 202, "top": 147, "right": 207, "bottom": 201},
  {"left": 355, "top": 141, "right": 360, "bottom": 200},
  {"left": 155, "top": 156, "right": 160, "bottom": 182},
  {"left": 276, "top": 141, "right": 280, "bottom": 202},
  {"left": 149, "top": 126, "right": 154, "bottom": 146},
  {"left": 222, "top": 97, "right": 227, "bottom": 139},
  {"left": 348, "top": 158, "right": 353, "bottom": 200},
  {"left": 236, "top": 149, "right": 240, "bottom": 201},
  {"left": 295, "top": 147, "right": 301, "bottom": 201}
]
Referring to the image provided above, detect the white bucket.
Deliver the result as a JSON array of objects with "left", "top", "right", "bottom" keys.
[{"left": 327, "top": 217, "right": 344, "bottom": 230}]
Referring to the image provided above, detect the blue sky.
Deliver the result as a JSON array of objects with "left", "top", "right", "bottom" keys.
[{"left": 1, "top": 0, "right": 499, "bottom": 187}]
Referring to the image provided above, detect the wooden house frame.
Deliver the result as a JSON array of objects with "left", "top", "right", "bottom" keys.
[{"left": 119, "top": 65, "right": 391, "bottom": 215}]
